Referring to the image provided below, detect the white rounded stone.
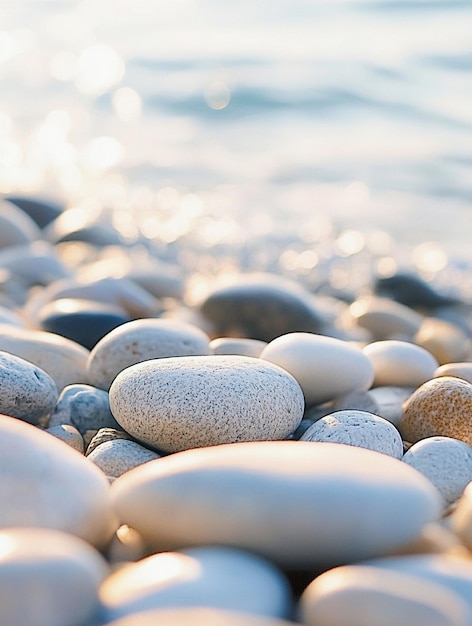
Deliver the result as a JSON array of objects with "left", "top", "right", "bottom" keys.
[
  {"left": 46, "top": 424, "right": 84, "bottom": 453},
  {"left": 402, "top": 437, "right": 472, "bottom": 507},
  {"left": 100, "top": 546, "right": 292, "bottom": 622},
  {"left": 88, "top": 318, "right": 211, "bottom": 390},
  {"left": 109, "top": 355, "right": 304, "bottom": 453},
  {"left": 0, "top": 324, "right": 89, "bottom": 391},
  {"left": 346, "top": 296, "right": 423, "bottom": 340},
  {"left": 0, "top": 527, "right": 108, "bottom": 626},
  {"left": 435, "top": 363, "right": 472, "bottom": 385},
  {"left": 0, "top": 414, "right": 115, "bottom": 547},
  {"left": 260, "top": 332, "right": 375, "bottom": 406},
  {"left": 105, "top": 608, "right": 299, "bottom": 626},
  {"left": 366, "top": 386, "right": 414, "bottom": 427},
  {"left": 299, "top": 564, "right": 469, "bottom": 626},
  {"left": 88, "top": 439, "right": 160, "bottom": 478},
  {"left": 210, "top": 337, "right": 267, "bottom": 357},
  {"left": 363, "top": 340, "right": 438, "bottom": 388},
  {"left": 300, "top": 410, "right": 403, "bottom": 458},
  {"left": 110, "top": 441, "right": 441, "bottom": 569}
]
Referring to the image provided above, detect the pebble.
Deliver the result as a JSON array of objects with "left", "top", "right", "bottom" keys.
[
  {"left": 210, "top": 337, "right": 267, "bottom": 357},
  {"left": 0, "top": 350, "right": 57, "bottom": 424},
  {"left": 299, "top": 563, "right": 469, "bottom": 626},
  {"left": 374, "top": 272, "right": 460, "bottom": 310},
  {"left": 0, "top": 241, "right": 71, "bottom": 288},
  {"left": 260, "top": 332, "right": 374, "bottom": 406},
  {"left": 86, "top": 427, "right": 135, "bottom": 456},
  {"left": 46, "top": 423, "right": 85, "bottom": 453},
  {"left": 414, "top": 317, "right": 471, "bottom": 365},
  {"left": 366, "top": 386, "right": 414, "bottom": 428},
  {"left": 104, "top": 608, "right": 299, "bottom": 626},
  {"left": 100, "top": 546, "right": 292, "bottom": 622},
  {"left": 435, "top": 362, "right": 472, "bottom": 384},
  {"left": 402, "top": 436, "right": 472, "bottom": 507},
  {"left": 199, "top": 273, "right": 326, "bottom": 342},
  {"left": 0, "top": 527, "right": 108, "bottom": 626},
  {"left": 401, "top": 376, "right": 472, "bottom": 445},
  {"left": 0, "top": 200, "right": 42, "bottom": 249},
  {"left": 0, "top": 414, "right": 115, "bottom": 547},
  {"left": 363, "top": 339, "right": 438, "bottom": 388},
  {"left": 110, "top": 441, "right": 441, "bottom": 569},
  {"left": 0, "top": 324, "right": 90, "bottom": 391},
  {"left": 109, "top": 355, "right": 305, "bottom": 453},
  {"left": 300, "top": 410, "right": 404, "bottom": 458},
  {"left": 6, "top": 195, "right": 63, "bottom": 228},
  {"left": 88, "top": 318, "right": 211, "bottom": 390},
  {"left": 345, "top": 296, "right": 423, "bottom": 340},
  {"left": 38, "top": 297, "right": 132, "bottom": 350},
  {"left": 88, "top": 439, "right": 160, "bottom": 478},
  {"left": 107, "top": 524, "right": 149, "bottom": 565}
]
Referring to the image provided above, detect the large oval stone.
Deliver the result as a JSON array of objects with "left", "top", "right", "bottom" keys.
[
  {"left": 109, "top": 355, "right": 304, "bottom": 453},
  {"left": 110, "top": 441, "right": 441, "bottom": 569}
]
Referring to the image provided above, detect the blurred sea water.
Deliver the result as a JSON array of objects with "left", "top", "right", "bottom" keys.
[{"left": 1, "top": 0, "right": 472, "bottom": 294}]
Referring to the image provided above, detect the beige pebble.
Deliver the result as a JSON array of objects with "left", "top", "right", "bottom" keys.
[
  {"left": 401, "top": 376, "right": 472, "bottom": 446},
  {"left": 363, "top": 339, "right": 438, "bottom": 388},
  {"left": 435, "top": 363, "right": 472, "bottom": 385},
  {"left": 345, "top": 296, "right": 423, "bottom": 340},
  {"left": 46, "top": 424, "right": 84, "bottom": 454},
  {"left": 210, "top": 337, "right": 267, "bottom": 357},
  {"left": 415, "top": 317, "right": 472, "bottom": 365}
]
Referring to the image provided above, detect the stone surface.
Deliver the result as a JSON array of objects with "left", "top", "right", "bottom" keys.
[
  {"left": 45, "top": 424, "right": 84, "bottom": 453},
  {"left": 110, "top": 441, "right": 441, "bottom": 569},
  {"left": 299, "top": 563, "right": 469, "bottom": 626},
  {"left": 199, "top": 274, "right": 326, "bottom": 342},
  {"left": 260, "top": 332, "right": 374, "bottom": 406},
  {"left": 48, "top": 383, "right": 118, "bottom": 435},
  {"left": 0, "top": 527, "right": 108, "bottom": 626},
  {"left": 0, "top": 351, "right": 57, "bottom": 424},
  {"left": 0, "top": 304, "right": 24, "bottom": 327},
  {"left": 374, "top": 272, "right": 460, "bottom": 310},
  {"left": 366, "top": 386, "right": 414, "bottom": 428},
  {"left": 346, "top": 296, "right": 423, "bottom": 340},
  {"left": 402, "top": 437, "right": 472, "bottom": 507},
  {"left": 0, "top": 241, "right": 70, "bottom": 288},
  {"left": 363, "top": 339, "right": 438, "bottom": 388},
  {"left": 109, "top": 355, "right": 305, "bottom": 453},
  {"left": 86, "top": 427, "right": 135, "bottom": 456},
  {"left": 105, "top": 608, "right": 299, "bottom": 626},
  {"left": 414, "top": 317, "right": 471, "bottom": 365},
  {"left": 0, "top": 200, "right": 42, "bottom": 249},
  {"left": 100, "top": 546, "right": 292, "bottom": 622},
  {"left": 300, "top": 410, "right": 404, "bottom": 458},
  {"left": 331, "top": 389, "right": 380, "bottom": 414},
  {"left": 88, "top": 439, "right": 160, "bottom": 478},
  {"left": 435, "top": 363, "right": 472, "bottom": 385},
  {"left": 88, "top": 318, "right": 211, "bottom": 390},
  {"left": 210, "top": 337, "right": 267, "bottom": 357},
  {"left": 6, "top": 195, "right": 63, "bottom": 228},
  {"left": 401, "top": 376, "right": 472, "bottom": 446},
  {"left": 38, "top": 298, "right": 132, "bottom": 349},
  {"left": 0, "top": 324, "right": 89, "bottom": 391},
  {"left": 0, "top": 414, "right": 115, "bottom": 547}
]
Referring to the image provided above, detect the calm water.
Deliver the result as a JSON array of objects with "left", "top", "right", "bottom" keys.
[{"left": 1, "top": 1, "right": 472, "bottom": 292}]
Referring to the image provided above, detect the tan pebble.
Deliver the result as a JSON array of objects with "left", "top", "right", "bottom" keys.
[
  {"left": 46, "top": 424, "right": 84, "bottom": 454},
  {"left": 400, "top": 377, "right": 472, "bottom": 446},
  {"left": 435, "top": 363, "right": 472, "bottom": 385},
  {"left": 415, "top": 318, "right": 472, "bottom": 365}
]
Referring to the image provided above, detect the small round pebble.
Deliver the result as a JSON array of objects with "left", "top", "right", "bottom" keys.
[
  {"left": 0, "top": 351, "right": 57, "bottom": 424},
  {"left": 105, "top": 608, "right": 300, "bottom": 626},
  {"left": 363, "top": 340, "right": 438, "bottom": 388},
  {"left": 300, "top": 410, "right": 404, "bottom": 458},
  {"left": 109, "top": 355, "right": 305, "bottom": 453},
  {"left": 46, "top": 424, "right": 84, "bottom": 454},
  {"left": 0, "top": 527, "right": 108, "bottom": 626},
  {"left": 402, "top": 436, "right": 472, "bottom": 507},
  {"left": 299, "top": 564, "right": 469, "bottom": 626},
  {"left": 210, "top": 337, "right": 267, "bottom": 357},
  {"left": 88, "top": 439, "right": 160, "bottom": 478},
  {"left": 88, "top": 318, "right": 211, "bottom": 390},
  {"left": 260, "top": 332, "right": 374, "bottom": 406},
  {"left": 401, "top": 376, "right": 472, "bottom": 446},
  {"left": 100, "top": 546, "right": 292, "bottom": 622}
]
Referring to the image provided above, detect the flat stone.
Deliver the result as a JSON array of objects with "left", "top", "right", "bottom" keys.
[
  {"left": 46, "top": 424, "right": 84, "bottom": 454},
  {"left": 401, "top": 377, "right": 472, "bottom": 446},
  {"left": 0, "top": 324, "right": 89, "bottom": 391},
  {"left": 104, "top": 608, "right": 299, "bottom": 626},
  {"left": 300, "top": 563, "right": 469, "bottom": 626},
  {"left": 260, "top": 332, "right": 374, "bottom": 406},
  {"left": 199, "top": 274, "right": 326, "bottom": 342},
  {"left": 0, "top": 200, "right": 42, "bottom": 249},
  {"left": 415, "top": 318, "right": 471, "bottom": 365},
  {"left": 346, "top": 296, "right": 423, "bottom": 340},
  {"left": 88, "top": 319, "right": 211, "bottom": 390},
  {"left": 363, "top": 340, "right": 438, "bottom": 388},
  {"left": 88, "top": 439, "right": 160, "bottom": 478},
  {"left": 100, "top": 546, "right": 292, "bottom": 622},
  {"left": 109, "top": 355, "right": 304, "bottom": 453},
  {"left": 0, "top": 351, "right": 57, "bottom": 424},
  {"left": 403, "top": 436, "right": 472, "bottom": 507},
  {"left": 435, "top": 363, "right": 472, "bottom": 385},
  {"left": 0, "top": 414, "right": 115, "bottom": 547},
  {"left": 210, "top": 337, "right": 267, "bottom": 357},
  {"left": 49, "top": 383, "right": 119, "bottom": 434},
  {"left": 300, "top": 410, "right": 404, "bottom": 458},
  {"left": 0, "top": 527, "right": 108, "bottom": 626},
  {"left": 110, "top": 441, "right": 441, "bottom": 569}
]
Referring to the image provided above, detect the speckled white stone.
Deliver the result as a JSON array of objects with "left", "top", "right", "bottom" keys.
[
  {"left": 88, "top": 319, "right": 211, "bottom": 390},
  {"left": 46, "top": 424, "right": 84, "bottom": 453},
  {"left": 105, "top": 608, "right": 299, "bottom": 626},
  {"left": 0, "top": 324, "right": 89, "bottom": 391},
  {"left": 299, "top": 564, "right": 469, "bottom": 626},
  {"left": 100, "top": 546, "right": 292, "bottom": 622},
  {"left": 210, "top": 337, "right": 267, "bottom": 357},
  {"left": 451, "top": 482, "right": 472, "bottom": 551},
  {"left": 0, "top": 414, "right": 115, "bottom": 547},
  {"left": 109, "top": 355, "right": 304, "bottom": 453},
  {"left": 0, "top": 351, "right": 57, "bottom": 424},
  {"left": 435, "top": 363, "right": 472, "bottom": 385},
  {"left": 110, "top": 441, "right": 441, "bottom": 569},
  {"left": 402, "top": 437, "right": 472, "bottom": 507},
  {"left": 363, "top": 340, "right": 438, "bottom": 388},
  {"left": 366, "top": 386, "right": 415, "bottom": 428},
  {"left": 88, "top": 439, "right": 160, "bottom": 478},
  {"left": 300, "top": 410, "right": 404, "bottom": 458},
  {"left": 346, "top": 296, "right": 424, "bottom": 341},
  {"left": 0, "top": 527, "right": 108, "bottom": 626},
  {"left": 260, "top": 332, "right": 375, "bottom": 406}
]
